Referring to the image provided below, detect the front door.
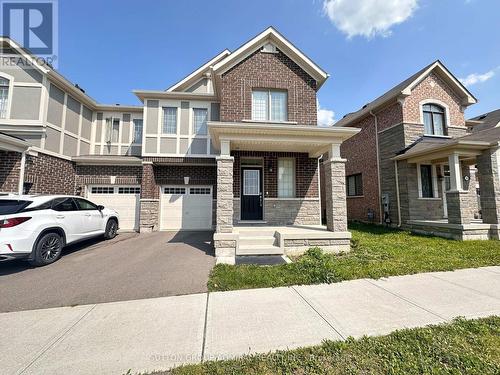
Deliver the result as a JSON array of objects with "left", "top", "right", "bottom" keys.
[{"left": 241, "top": 167, "right": 263, "bottom": 220}]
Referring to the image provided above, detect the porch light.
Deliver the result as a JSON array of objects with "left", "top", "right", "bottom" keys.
[{"left": 184, "top": 177, "right": 190, "bottom": 185}]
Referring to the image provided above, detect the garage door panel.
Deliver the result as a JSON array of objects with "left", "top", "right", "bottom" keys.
[
  {"left": 88, "top": 185, "right": 140, "bottom": 232},
  {"left": 160, "top": 186, "right": 213, "bottom": 231}
]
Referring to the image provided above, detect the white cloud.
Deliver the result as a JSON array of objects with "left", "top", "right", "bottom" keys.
[
  {"left": 317, "top": 102, "right": 335, "bottom": 127},
  {"left": 323, "top": 0, "right": 419, "bottom": 39},
  {"left": 459, "top": 69, "right": 496, "bottom": 86}
]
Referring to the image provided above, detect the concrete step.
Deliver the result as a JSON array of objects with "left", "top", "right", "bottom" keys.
[
  {"left": 239, "top": 236, "right": 276, "bottom": 247},
  {"left": 237, "top": 245, "right": 283, "bottom": 256},
  {"left": 236, "top": 229, "right": 276, "bottom": 237}
]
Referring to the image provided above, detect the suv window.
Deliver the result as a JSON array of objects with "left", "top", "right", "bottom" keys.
[
  {"left": 74, "top": 198, "right": 98, "bottom": 210},
  {"left": 52, "top": 198, "right": 78, "bottom": 212},
  {"left": 23, "top": 200, "right": 53, "bottom": 212},
  {"left": 0, "top": 200, "right": 31, "bottom": 214}
]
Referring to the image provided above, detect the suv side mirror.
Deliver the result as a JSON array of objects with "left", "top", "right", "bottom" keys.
[{"left": 97, "top": 205, "right": 104, "bottom": 211}]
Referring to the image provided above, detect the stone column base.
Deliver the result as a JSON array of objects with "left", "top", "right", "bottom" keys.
[
  {"left": 213, "top": 232, "right": 237, "bottom": 264},
  {"left": 140, "top": 199, "right": 159, "bottom": 232},
  {"left": 446, "top": 190, "right": 475, "bottom": 225}
]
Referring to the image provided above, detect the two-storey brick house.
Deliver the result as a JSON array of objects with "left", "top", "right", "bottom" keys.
[
  {"left": 0, "top": 27, "right": 359, "bottom": 263},
  {"left": 336, "top": 61, "right": 500, "bottom": 240}
]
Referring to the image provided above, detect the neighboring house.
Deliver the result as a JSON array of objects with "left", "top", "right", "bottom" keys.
[
  {"left": 0, "top": 27, "right": 359, "bottom": 264},
  {"left": 335, "top": 60, "right": 500, "bottom": 240},
  {"left": 467, "top": 109, "right": 500, "bottom": 133}
]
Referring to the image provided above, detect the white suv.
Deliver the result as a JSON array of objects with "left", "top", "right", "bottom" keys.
[{"left": 0, "top": 195, "right": 119, "bottom": 266}]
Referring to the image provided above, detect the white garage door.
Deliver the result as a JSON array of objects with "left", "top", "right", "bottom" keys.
[
  {"left": 160, "top": 185, "right": 213, "bottom": 231},
  {"left": 87, "top": 185, "right": 141, "bottom": 231}
]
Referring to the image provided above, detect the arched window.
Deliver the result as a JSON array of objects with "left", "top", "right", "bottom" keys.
[
  {"left": 0, "top": 77, "right": 9, "bottom": 119},
  {"left": 422, "top": 103, "right": 446, "bottom": 136}
]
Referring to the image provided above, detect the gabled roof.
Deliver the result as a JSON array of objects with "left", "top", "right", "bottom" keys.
[
  {"left": 165, "top": 49, "right": 230, "bottom": 92},
  {"left": 211, "top": 27, "right": 329, "bottom": 89},
  {"left": 335, "top": 60, "right": 477, "bottom": 127},
  {"left": 467, "top": 109, "right": 500, "bottom": 133}
]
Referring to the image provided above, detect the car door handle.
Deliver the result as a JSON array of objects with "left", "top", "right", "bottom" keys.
[
  {"left": 56, "top": 215, "right": 65, "bottom": 219},
  {"left": 85, "top": 213, "right": 91, "bottom": 217}
]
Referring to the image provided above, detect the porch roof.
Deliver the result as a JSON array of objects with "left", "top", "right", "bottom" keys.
[
  {"left": 393, "top": 127, "right": 500, "bottom": 163},
  {"left": 0, "top": 132, "right": 29, "bottom": 153},
  {"left": 208, "top": 121, "right": 360, "bottom": 157}
]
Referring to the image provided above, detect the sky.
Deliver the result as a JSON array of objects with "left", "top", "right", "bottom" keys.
[{"left": 55, "top": 0, "right": 500, "bottom": 124}]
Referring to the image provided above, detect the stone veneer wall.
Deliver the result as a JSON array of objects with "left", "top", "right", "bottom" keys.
[
  {"left": 232, "top": 198, "right": 321, "bottom": 225},
  {"left": 0, "top": 150, "right": 21, "bottom": 193},
  {"left": 477, "top": 147, "right": 500, "bottom": 227}
]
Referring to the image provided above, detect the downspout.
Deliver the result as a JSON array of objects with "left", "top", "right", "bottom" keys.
[
  {"left": 18, "top": 151, "right": 26, "bottom": 195},
  {"left": 370, "top": 110, "right": 383, "bottom": 223},
  {"left": 394, "top": 160, "right": 402, "bottom": 227}
]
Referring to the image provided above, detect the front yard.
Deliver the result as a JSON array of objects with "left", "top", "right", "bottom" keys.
[
  {"left": 208, "top": 223, "right": 500, "bottom": 291},
  {"left": 160, "top": 317, "right": 500, "bottom": 374}
]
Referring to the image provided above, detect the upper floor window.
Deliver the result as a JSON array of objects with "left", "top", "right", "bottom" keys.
[
  {"left": 0, "top": 77, "right": 10, "bottom": 119},
  {"left": 346, "top": 173, "right": 363, "bottom": 197},
  {"left": 105, "top": 117, "right": 120, "bottom": 143},
  {"left": 193, "top": 108, "right": 208, "bottom": 135},
  {"left": 252, "top": 89, "right": 287, "bottom": 122},
  {"left": 163, "top": 107, "right": 177, "bottom": 134},
  {"left": 423, "top": 104, "right": 446, "bottom": 136},
  {"left": 133, "top": 119, "right": 143, "bottom": 143}
]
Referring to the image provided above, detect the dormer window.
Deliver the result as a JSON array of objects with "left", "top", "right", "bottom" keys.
[
  {"left": 252, "top": 89, "right": 287, "bottom": 122},
  {"left": 423, "top": 103, "right": 446, "bottom": 136}
]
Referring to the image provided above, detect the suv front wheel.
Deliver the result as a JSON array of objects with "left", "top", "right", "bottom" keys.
[
  {"left": 104, "top": 219, "right": 118, "bottom": 240},
  {"left": 30, "top": 232, "right": 64, "bottom": 266}
]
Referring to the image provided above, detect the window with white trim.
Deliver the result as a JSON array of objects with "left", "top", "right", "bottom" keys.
[
  {"left": 278, "top": 158, "right": 295, "bottom": 198},
  {"left": 346, "top": 174, "right": 363, "bottom": 197},
  {"left": 163, "top": 187, "right": 186, "bottom": 195},
  {"left": 105, "top": 118, "right": 120, "bottom": 143},
  {"left": 190, "top": 187, "right": 211, "bottom": 195},
  {"left": 0, "top": 77, "right": 9, "bottom": 119},
  {"left": 243, "top": 170, "right": 260, "bottom": 196},
  {"left": 423, "top": 104, "right": 446, "bottom": 136},
  {"left": 118, "top": 187, "right": 141, "bottom": 194},
  {"left": 252, "top": 89, "right": 287, "bottom": 122},
  {"left": 91, "top": 186, "right": 115, "bottom": 194},
  {"left": 132, "top": 119, "right": 143, "bottom": 143},
  {"left": 193, "top": 108, "right": 208, "bottom": 135},
  {"left": 163, "top": 107, "right": 177, "bottom": 134}
]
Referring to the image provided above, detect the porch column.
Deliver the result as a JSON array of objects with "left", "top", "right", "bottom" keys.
[
  {"left": 214, "top": 140, "right": 237, "bottom": 264},
  {"left": 477, "top": 147, "right": 500, "bottom": 230},
  {"left": 139, "top": 161, "right": 159, "bottom": 232},
  {"left": 324, "top": 143, "right": 348, "bottom": 232},
  {"left": 446, "top": 153, "right": 473, "bottom": 225}
]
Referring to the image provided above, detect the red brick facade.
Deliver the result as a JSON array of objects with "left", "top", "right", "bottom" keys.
[
  {"left": 402, "top": 72, "right": 465, "bottom": 127},
  {"left": 219, "top": 49, "right": 318, "bottom": 125},
  {"left": 341, "top": 115, "right": 381, "bottom": 222},
  {"left": 0, "top": 150, "right": 21, "bottom": 193},
  {"left": 232, "top": 151, "right": 318, "bottom": 199},
  {"left": 24, "top": 153, "right": 76, "bottom": 195},
  {"left": 75, "top": 165, "right": 142, "bottom": 195}
]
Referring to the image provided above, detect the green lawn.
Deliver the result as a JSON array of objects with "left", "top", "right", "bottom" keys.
[
  {"left": 158, "top": 317, "right": 500, "bottom": 375},
  {"left": 208, "top": 223, "right": 500, "bottom": 292}
]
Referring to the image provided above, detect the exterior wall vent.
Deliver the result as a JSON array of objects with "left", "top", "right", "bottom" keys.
[{"left": 262, "top": 42, "right": 278, "bottom": 54}]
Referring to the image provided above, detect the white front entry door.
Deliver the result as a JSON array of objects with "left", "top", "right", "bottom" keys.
[
  {"left": 87, "top": 185, "right": 141, "bottom": 231},
  {"left": 160, "top": 185, "right": 213, "bottom": 231}
]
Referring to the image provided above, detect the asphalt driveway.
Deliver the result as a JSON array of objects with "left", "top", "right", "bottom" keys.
[{"left": 0, "top": 231, "right": 215, "bottom": 312}]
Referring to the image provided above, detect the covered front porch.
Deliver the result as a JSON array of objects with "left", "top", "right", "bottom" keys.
[
  {"left": 208, "top": 121, "right": 359, "bottom": 264},
  {"left": 393, "top": 130, "right": 500, "bottom": 240}
]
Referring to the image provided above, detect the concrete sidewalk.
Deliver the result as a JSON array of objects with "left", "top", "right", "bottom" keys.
[{"left": 2, "top": 267, "right": 499, "bottom": 375}]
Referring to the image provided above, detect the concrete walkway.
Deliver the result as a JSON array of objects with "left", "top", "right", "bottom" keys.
[{"left": 2, "top": 266, "right": 499, "bottom": 375}]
